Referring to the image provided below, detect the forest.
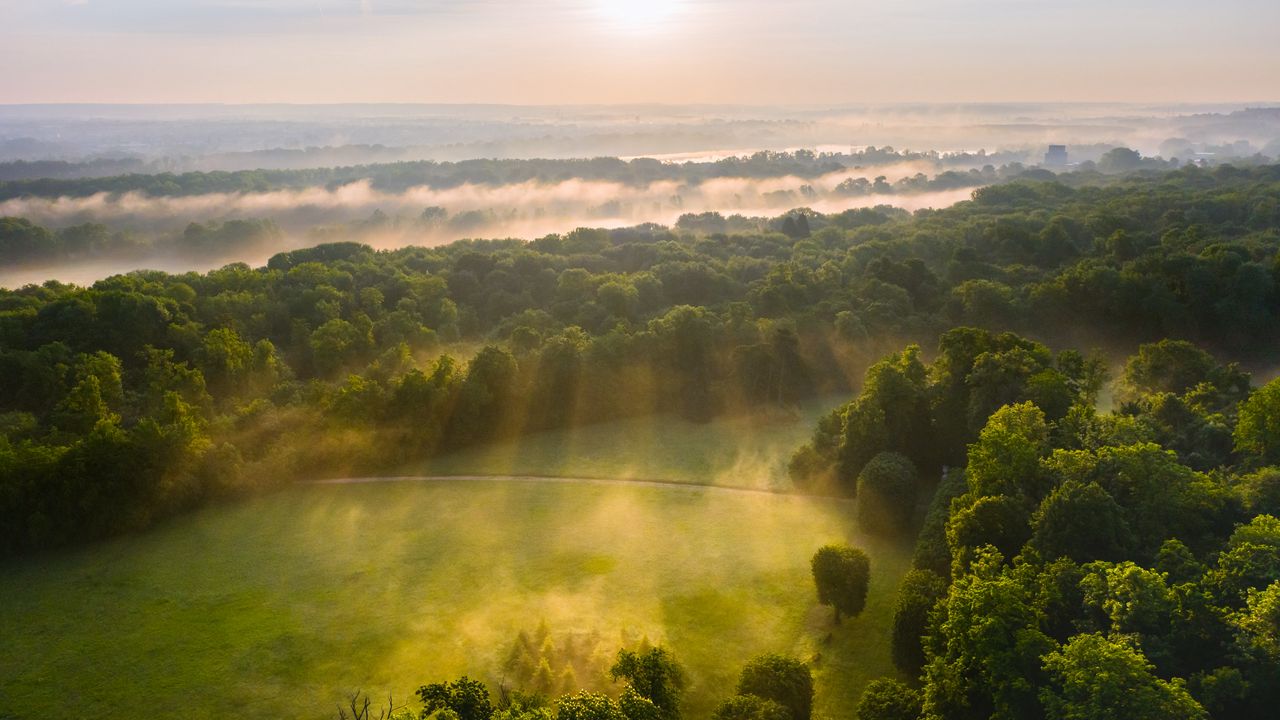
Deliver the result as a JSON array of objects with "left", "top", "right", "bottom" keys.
[
  {"left": 2, "top": 161, "right": 1280, "bottom": 719},
  {"left": 0, "top": 147, "right": 1028, "bottom": 201},
  {"left": 794, "top": 330, "right": 1279, "bottom": 720},
  {"left": 3, "top": 162, "right": 1279, "bottom": 550}
]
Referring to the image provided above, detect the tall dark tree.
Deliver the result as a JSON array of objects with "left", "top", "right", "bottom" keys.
[
  {"left": 855, "top": 452, "right": 919, "bottom": 534},
  {"left": 890, "top": 568, "right": 947, "bottom": 674}
]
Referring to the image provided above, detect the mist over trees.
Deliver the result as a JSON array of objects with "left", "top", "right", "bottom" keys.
[
  {"left": 4, "top": 163, "right": 1280, "bottom": 555},
  {"left": 4, "top": 145, "right": 1268, "bottom": 280},
  {"left": 0, "top": 149, "right": 1002, "bottom": 202},
  {"left": 5, "top": 159, "right": 1280, "bottom": 720}
]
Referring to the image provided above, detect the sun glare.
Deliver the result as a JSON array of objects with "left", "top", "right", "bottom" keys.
[{"left": 597, "top": 0, "right": 683, "bottom": 30}]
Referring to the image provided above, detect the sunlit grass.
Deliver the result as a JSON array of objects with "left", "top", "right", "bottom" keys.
[
  {"left": 1, "top": 394, "right": 902, "bottom": 719},
  {"left": 413, "top": 395, "right": 846, "bottom": 489},
  {"left": 0, "top": 477, "right": 909, "bottom": 720}
]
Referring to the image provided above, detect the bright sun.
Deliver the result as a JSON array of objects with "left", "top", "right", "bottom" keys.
[{"left": 597, "top": 0, "right": 683, "bottom": 30}]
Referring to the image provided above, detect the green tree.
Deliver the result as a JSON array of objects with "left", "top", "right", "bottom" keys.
[
  {"left": 1235, "top": 581, "right": 1280, "bottom": 656},
  {"left": 1040, "top": 634, "right": 1207, "bottom": 720},
  {"left": 1209, "top": 515, "right": 1280, "bottom": 602},
  {"left": 310, "top": 317, "right": 369, "bottom": 377},
  {"left": 1097, "top": 147, "right": 1143, "bottom": 173},
  {"left": 1029, "top": 481, "right": 1133, "bottom": 562},
  {"left": 946, "top": 494, "right": 1031, "bottom": 571},
  {"left": 855, "top": 678, "right": 921, "bottom": 720},
  {"left": 447, "top": 346, "right": 519, "bottom": 447},
  {"left": 1238, "top": 467, "right": 1280, "bottom": 515},
  {"left": 618, "top": 687, "right": 661, "bottom": 720},
  {"left": 50, "top": 374, "right": 118, "bottom": 434},
  {"left": 811, "top": 544, "right": 871, "bottom": 623},
  {"left": 1236, "top": 378, "right": 1280, "bottom": 464},
  {"left": 1121, "top": 340, "right": 1241, "bottom": 401},
  {"left": 855, "top": 452, "right": 919, "bottom": 534},
  {"left": 836, "top": 347, "right": 932, "bottom": 485},
  {"left": 554, "top": 692, "right": 625, "bottom": 720},
  {"left": 199, "top": 327, "right": 254, "bottom": 395},
  {"left": 735, "top": 655, "right": 813, "bottom": 720},
  {"left": 1079, "top": 561, "right": 1174, "bottom": 649},
  {"left": 712, "top": 695, "right": 790, "bottom": 720},
  {"left": 964, "top": 402, "right": 1050, "bottom": 501},
  {"left": 922, "top": 552, "right": 1053, "bottom": 720},
  {"left": 609, "top": 647, "right": 685, "bottom": 720},
  {"left": 72, "top": 351, "right": 124, "bottom": 411},
  {"left": 417, "top": 677, "right": 493, "bottom": 720},
  {"left": 891, "top": 569, "right": 948, "bottom": 675}
]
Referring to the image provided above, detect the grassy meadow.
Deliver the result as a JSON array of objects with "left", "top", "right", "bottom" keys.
[
  {"left": 407, "top": 395, "right": 847, "bottom": 488},
  {"left": 1, "top": 397, "right": 915, "bottom": 720},
  {"left": 0, "top": 478, "right": 910, "bottom": 720}
]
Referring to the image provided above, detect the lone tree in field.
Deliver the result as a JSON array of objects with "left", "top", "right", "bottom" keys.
[{"left": 810, "top": 544, "right": 870, "bottom": 624}]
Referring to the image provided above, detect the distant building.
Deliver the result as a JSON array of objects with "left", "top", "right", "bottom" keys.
[{"left": 1044, "top": 145, "right": 1068, "bottom": 167}]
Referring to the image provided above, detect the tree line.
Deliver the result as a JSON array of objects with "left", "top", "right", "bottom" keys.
[
  {"left": 4, "top": 164, "right": 1280, "bottom": 556},
  {"left": 0, "top": 147, "right": 1039, "bottom": 201}
]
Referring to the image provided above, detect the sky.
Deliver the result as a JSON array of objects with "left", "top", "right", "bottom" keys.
[{"left": 1, "top": 0, "right": 1278, "bottom": 105}]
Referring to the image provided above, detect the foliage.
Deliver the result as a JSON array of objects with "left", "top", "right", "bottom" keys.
[
  {"left": 1028, "top": 481, "right": 1133, "bottom": 563},
  {"left": 609, "top": 647, "right": 685, "bottom": 720},
  {"left": 854, "top": 678, "right": 922, "bottom": 720},
  {"left": 553, "top": 692, "right": 626, "bottom": 720},
  {"left": 1235, "top": 377, "right": 1280, "bottom": 465},
  {"left": 855, "top": 452, "right": 919, "bottom": 535},
  {"left": 417, "top": 677, "right": 493, "bottom": 720},
  {"left": 890, "top": 568, "right": 948, "bottom": 675},
  {"left": 711, "top": 695, "right": 791, "bottom": 720},
  {"left": 810, "top": 544, "right": 872, "bottom": 623},
  {"left": 1040, "top": 634, "right": 1207, "bottom": 720},
  {"left": 830, "top": 323, "right": 1280, "bottom": 719},
  {"left": 7, "top": 164, "right": 1280, "bottom": 553},
  {"left": 734, "top": 655, "right": 814, "bottom": 720}
]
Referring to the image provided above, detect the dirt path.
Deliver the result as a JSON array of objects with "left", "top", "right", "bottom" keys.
[{"left": 309, "top": 473, "right": 850, "bottom": 502}]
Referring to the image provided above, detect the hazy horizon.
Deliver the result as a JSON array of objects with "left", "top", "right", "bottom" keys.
[{"left": 3, "top": 1, "right": 1278, "bottom": 106}]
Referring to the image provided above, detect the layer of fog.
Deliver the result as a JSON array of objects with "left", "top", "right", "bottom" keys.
[
  {"left": 0, "top": 164, "right": 973, "bottom": 287},
  {"left": 3, "top": 102, "right": 1277, "bottom": 172}
]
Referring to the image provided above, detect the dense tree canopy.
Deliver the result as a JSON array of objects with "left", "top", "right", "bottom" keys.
[{"left": 835, "top": 326, "right": 1280, "bottom": 720}]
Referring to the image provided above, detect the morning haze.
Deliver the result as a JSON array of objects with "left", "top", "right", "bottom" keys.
[
  {"left": 3, "top": 3, "right": 1280, "bottom": 720},
  {"left": 2, "top": 0, "right": 1278, "bottom": 104}
]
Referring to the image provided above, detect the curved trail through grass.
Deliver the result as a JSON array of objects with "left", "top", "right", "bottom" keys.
[{"left": 311, "top": 473, "right": 854, "bottom": 503}]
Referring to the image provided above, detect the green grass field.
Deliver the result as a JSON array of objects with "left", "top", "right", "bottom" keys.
[
  {"left": 410, "top": 396, "right": 845, "bottom": 488},
  {"left": 1, "top": 398, "right": 914, "bottom": 720},
  {"left": 0, "top": 479, "right": 909, "bottom": 720}
]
